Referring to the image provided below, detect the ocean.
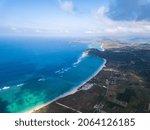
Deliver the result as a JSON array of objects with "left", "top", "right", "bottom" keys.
[{"left": 0, "top": 37, "right": 105, "bottom": 113}]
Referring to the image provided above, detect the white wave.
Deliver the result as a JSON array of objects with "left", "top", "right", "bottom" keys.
[
  {"left": 55, "top": 70, "right": 61, "bottom": 74},
  {"left": 73, "top": 52, "right": 88, "bottom": 67},
  {"left": 64, "top": 67, "right": 71, "bottom": 72},
  {"left": 17, "top": 83, "right": 24, "bottom": 87},
  {"left": 59, "top": 68, "right": 65, "bottom": 74},
  {"left": 55, "top": 67, "right": 71, "bottom": 75},
  {"left": 1, "top": 86, "right": 10, "bottom": 90},
  {"left": 38, "top": 78, "right": 46, "bottom": 82},
  {"left": 0, "top": 83, "right": 25, "bottom": 91},
  {"left": 55, "top": 69, "right": 64, "bottom": 74}
]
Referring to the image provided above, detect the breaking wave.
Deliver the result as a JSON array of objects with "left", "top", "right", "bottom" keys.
[
  {"left": 0, "top": 83, "right": 24, "bottom": 91},
  {"left": 38, "top": 78, "right": 46, "bottom": 82},
  {"left": 55, "top": 67, "right": 71, "bottom": 74},
  {"left": 17, "top": 83, "right": 24, "bottom": 87},
  {"left": 73, "top": 51, "right": 88, "bottom": 67},
  {"left": 0, "top": 86, "right": 10, "bottom": 91}
]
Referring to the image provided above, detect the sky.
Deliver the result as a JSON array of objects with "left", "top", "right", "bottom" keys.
[{"left": 0, "top": 0, "right": 150, "bottom": 37}]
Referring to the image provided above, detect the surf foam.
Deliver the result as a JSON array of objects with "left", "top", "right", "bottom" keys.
[{"left": 73, "top": 51, "right": 88, "bottom": 67}]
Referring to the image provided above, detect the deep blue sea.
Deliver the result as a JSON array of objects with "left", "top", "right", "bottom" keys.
[{"left": 0, "top": 37, "right": 105, "bottom": 113}]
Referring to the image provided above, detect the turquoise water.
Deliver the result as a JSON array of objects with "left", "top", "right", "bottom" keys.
[{"left": 0, "top": 37, "right": 105, "bottom": 113}]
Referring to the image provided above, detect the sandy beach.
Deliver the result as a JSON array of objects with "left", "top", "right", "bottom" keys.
[
  {"left": 34, "top": 40, "right": 150, "bottom": 113},
  {"left": 27, "top": 43, "right": 106, "bottom": 113}
]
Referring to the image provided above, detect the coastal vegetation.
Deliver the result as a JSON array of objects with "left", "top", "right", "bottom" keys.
[{"left": 36, "top": 39, "right": 150, "bottom": 113}]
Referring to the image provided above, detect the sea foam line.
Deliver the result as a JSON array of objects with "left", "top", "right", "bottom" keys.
[
  {"left": 73, "top": 51, "right": 88, "bottom": 67},
  {"left": 0, "top": 83, "right": 24, "bottom": 91},
  {"left": 27, "top": 59, "right": 107, "bottom": 113},
  {"left": 38, "top": 78, "right": 46, "bottom": 82},
  {"left": 17, "top": 83, "right": 24, "bottom": 87},
  {"left": 0, "top": 86, "right": 10, "bottom": 91},
  {"left": 27, "top": 42, "right": 106, "bottom": 113},
  {"left": 55, "top": 67, "right": 71, "bottom": 74}
]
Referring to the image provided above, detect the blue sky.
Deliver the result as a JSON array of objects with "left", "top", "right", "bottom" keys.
[{"left": 0, "top": 0, "right": 150, "bottom": 37}]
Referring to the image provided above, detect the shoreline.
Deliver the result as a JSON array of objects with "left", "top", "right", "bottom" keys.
[
  {"left": 33, "top": 41, "right": 150, "bottom": 113},
  {"left": 27, "top": 58, "right": 106, "bottom": 113},
  {"left": 26, "top": 43, "right": 106, "bottom": 113}
]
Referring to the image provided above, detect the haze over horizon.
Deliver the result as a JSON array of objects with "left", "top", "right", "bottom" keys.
[{"left": 0, "top": 0, "right": 150, "bottom": 37}]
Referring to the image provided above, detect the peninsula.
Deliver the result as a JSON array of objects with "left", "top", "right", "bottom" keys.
[{"left": 35, "top": 39, "right": 150, "bottom": 113}]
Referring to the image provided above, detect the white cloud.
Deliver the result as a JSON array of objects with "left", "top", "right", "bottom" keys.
[
  {"left": 92, "top": 6, "right": 150, "bottom": 36},
  {"left": 58, "top": 0, "right": 74, "bottom": 13}
]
